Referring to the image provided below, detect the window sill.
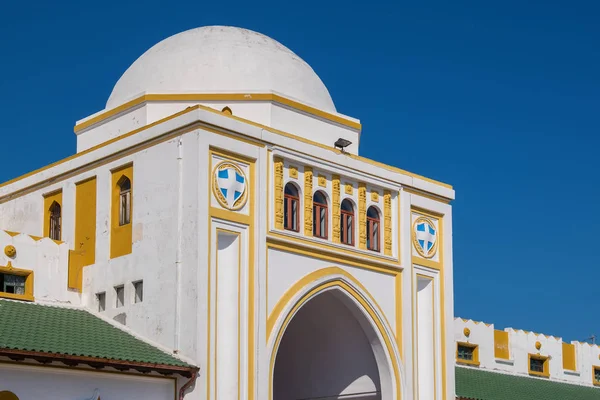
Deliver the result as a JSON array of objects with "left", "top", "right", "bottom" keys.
[
  {"left": 0, "top": 292, "right": 34, "bottom": 302},
  {"left": 495, "top": 358, "right": 514, "bottom": 366},
  {"left": 457, "top": 360, "right": 480, "bottom": 367},
  {"left": 528, "top": 371, "right": 550, "bottom": 378},
  {"left": 564, "top": 370, "right": 580, "bottom": 377}
]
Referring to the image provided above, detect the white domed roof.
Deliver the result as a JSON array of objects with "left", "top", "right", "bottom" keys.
[{"left": 107, "top": 26, "right": 336, "bottom": 112}]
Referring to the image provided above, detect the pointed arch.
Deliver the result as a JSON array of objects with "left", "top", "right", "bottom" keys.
[{"left": 268, "top": 267, "right": 404, "bottom": 400}]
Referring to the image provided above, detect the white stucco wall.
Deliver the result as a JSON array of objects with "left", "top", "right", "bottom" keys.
[{"left": 0, "top": 363, "right": 176, "bottom": 400}]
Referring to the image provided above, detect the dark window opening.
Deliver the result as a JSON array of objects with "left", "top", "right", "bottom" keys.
[
  {"left": 313, "top": 191, "right": 328, "bottom": 239},
  {"left": 284, "top": 183, "right": 299, "bottom": 232},
  {"left": 457, "top": 345, "right": 475, "bottom": 362},
  {"left": 340, "top": 199, "right": 354, "bottom": 246}
]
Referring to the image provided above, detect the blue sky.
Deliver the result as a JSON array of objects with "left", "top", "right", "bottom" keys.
[{"left": 0, "top": 1, "right": 598, "bottom": 341}]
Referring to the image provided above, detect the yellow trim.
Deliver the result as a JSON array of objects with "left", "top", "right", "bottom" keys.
[
  {"left": 43, "top": 190, "right": 62, "bottom": 240},
  {"left": 74, "top": 93, "right": 362, "bottom": 133},
  {"left": 412, "top": 256, "right": 442, "bottom": 270},
  {"left": 456, "top": 342, "right": 480, "bottom": 367},
  {"left": 267, "top": 270, "right": 401, "bottom": 400},
  {"left": 331, "top": 175, "right": 341, "bottom": 243},
  {"left": 528, "top": 354, "right": 550, "bottom": 377},
  {"left": 562, "top": 342, "right": 576, "bottom": 371},
  {"left": 69, "top": 177, "right": 97, "bottom": 291},
  {"left": 358, "top": 182, "right": 367, "bottom": 249},
  {"left": 592, "top": 366, "right": 600, "bottom": 386},
  {"left": 208, "top": 147, "right": 256, "bottom": 400},
  {"left": 439, "top": 217, "right": 448, "bottom": 400},
  {"left": 384, "top": 190, "right": 393, "bottom": 256},
  {"left": 273, "top": 157, "right": 284, "bottom": 230},
  {"left": 494, "top": 330, "right": 510, "bottom": 360},
  {"left": 303, "top": 167, "right": 313, "bottom": 236},
  {"left": 110, "top": 164, "right": 133, "bottom": 259},
  {"left": 267, "top": 233, "right": 400, "bottom": 274},
  {"left": 2, "top": 103, "right": 450, "bottom": 205},
  {"left": 415, "top": 274, "right": 438, "bottom": 399},
  {"left": 0, "top": 262, "right": 34, "bottom": 302}
]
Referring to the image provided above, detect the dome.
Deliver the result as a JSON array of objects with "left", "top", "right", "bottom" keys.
[{"left": 106, "top": 26, "right": 336, "bottom": 112}]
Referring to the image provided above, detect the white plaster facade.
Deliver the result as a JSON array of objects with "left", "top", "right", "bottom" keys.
[
  {"left": 0, "top": 26, "right": 457, "bottom": 400},
  {"left": 454, "top": 318, "right": 600, "bottom": 388}
]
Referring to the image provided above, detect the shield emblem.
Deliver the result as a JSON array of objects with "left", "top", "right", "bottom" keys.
[
  {"left": 213, "top": 161, "right": 248, "bottom": 210},
  {"left": 413, "top": 217, "right": 438, "bottom": 258}
]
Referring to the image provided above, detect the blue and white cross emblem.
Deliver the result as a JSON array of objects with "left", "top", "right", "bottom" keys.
[
  {"left": 414, "top": 218, "right": 437, "bottom": 257},
  {"left": 215, "top": 163, "right": 247, "bottom": 209}
]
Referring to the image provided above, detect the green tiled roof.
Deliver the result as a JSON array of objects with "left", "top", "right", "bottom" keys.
[
  {"left": 0, "top": 299, "right": 192, "bottom": 369},
  {"left": 456, "top": 366, "right": 600, "bottom": 400}
]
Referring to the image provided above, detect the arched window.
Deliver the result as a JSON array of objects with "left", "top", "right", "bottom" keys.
[
  {"left": 313, "top": 191, "right": 328, "bottom": 239},
  {"left": 284, "top": 183, "right": 299, "bottom": 232},
  {"left": 49, "top": 201, "right": 61, "bottom": 241},
  {"left": 340, "top": 199, "right": 354, "bottom": 245},
  {"left": 367, "top": 207, "right": 380, "bottom": 252},
  {"left": 118, "top": 176, "right": 132, "bottom": 226}
]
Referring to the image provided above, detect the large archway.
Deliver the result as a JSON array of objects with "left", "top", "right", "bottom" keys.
[{"left": 273, "top": 287, "right": 389, "bottom": 400}]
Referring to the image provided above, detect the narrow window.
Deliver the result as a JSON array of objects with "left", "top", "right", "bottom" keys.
[
  {"left": 0, "top": 273, "right": 26, "bottom": 295},
  {"left": 594, "top": 367, "right": 600, "bottom": 385},
  {"left": 366, "top": 206, "right": 380, "bottom": 252},
  {"left": 97, "top": 292, "right": 106, "bottom": 312},
  {"left": 340, "top": 199, "right": 354, "bottom": 245},
  {"left": 115, "top": 285, "right": 124, "bottom": 308},
  {"left": 284, "top": 183, "right": 299, "bottom": 232},
  {"left": 118, "top": 177, "right": 131, "bottom": 226},
  {"left": 313, "top": 191, "right": 328, "bottom": 239},
  {"left": 49, "top": 201, "right": 62, "bottom": 240},
  {"left": 133, "top": 281, "right": 143, "bottom": 303}
]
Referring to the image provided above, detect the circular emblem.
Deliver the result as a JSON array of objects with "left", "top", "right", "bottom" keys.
[
  {"left": 412, "top": 216, "right": 438, "bottom": 258},
  {"left": 212, "top": 161, "right": 248, "bottom": 211}
]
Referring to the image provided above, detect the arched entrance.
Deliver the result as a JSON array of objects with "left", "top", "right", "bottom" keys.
[{"left": 273, "top": 287, "right": 390, "bottom": 400}]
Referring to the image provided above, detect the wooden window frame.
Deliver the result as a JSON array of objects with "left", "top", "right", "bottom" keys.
[
  {"left": 366, "top": 207, "right": 380, "bottom": 252},
  {"left": 340, "top": 200, "right": 355, "bottom": 246},
  {"left": 313, "top": 191, "right": 328, "bottom": 239},
  {"left": 456, "top": 342, "right": 480, "bottom": 366},
  {"left": 528, "top": 354, "right": 549, "bottom": 377},
  {"left": 48, "top": 201, "right": 62, "bottom": 241},
  {"left": 284, "top": 183, "right": 300, "bottom": 232}
]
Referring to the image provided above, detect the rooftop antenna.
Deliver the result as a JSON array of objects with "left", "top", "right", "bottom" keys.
[{"left": 580, "top": 335, "right": 596, "bottom": 345}]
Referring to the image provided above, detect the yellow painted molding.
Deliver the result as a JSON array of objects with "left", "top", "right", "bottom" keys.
[
  {"left": 371, "top": 191, "right": 379, "bottom": 203},
  {"left": 318, "top": 174, "right": 326, "bottom": 188},
  {"left": 304, "top": 167, "right": 313, "bottom": 236},
  {"left": 332, "top": 175, "right": 341, "bottom": 243},
  {"left": 75, "top": 93, "right": 362, "bottom": 133},
  {"left": 358, "top": 183, "right": 367, "bottom": 250},
  {"left": 267, "top": 269, "right": 401, "bottom": 400},
  {"left": 288, "top": 165, "right": 298, "bottom": 179},
  {"left": 344, "top": 182, "right": 354, "bottom": 195},
  {"left": 562, "top": 342, "right": 576, "bottom": 371},
  {"left": 273, "top": 157, "right": 284, "bottom": 230},
  {"left": 384, "top": 190, "right": 392, "bottom": 256},
  {"left": 411, "top": 255, "right": 441, "bottom": 270},
  {"left": 266, "top": 233, "right": 400, "bottom": 274}
]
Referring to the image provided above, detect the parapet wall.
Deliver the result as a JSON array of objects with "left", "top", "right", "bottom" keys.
[{"left": 454, "top": 318, "right": 600, "bottom": 387}]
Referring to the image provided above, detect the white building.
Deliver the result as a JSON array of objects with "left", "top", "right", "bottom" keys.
[{"left": 0, "top": 26, "right": 457, "bottom": 399}]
